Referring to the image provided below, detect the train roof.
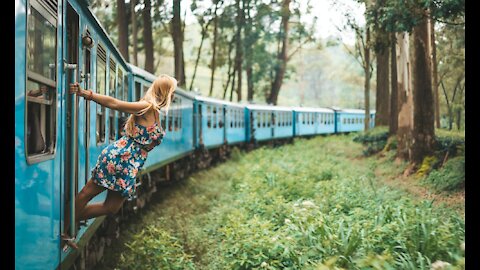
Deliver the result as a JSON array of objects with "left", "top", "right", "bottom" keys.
[
  {"left": 194, "top": 95, "right": 246, "bottom": 108},
  {"left": 245, "top": 104, "right": 294, "bottom": 111},
  {"left": 128, "top": 64, "right": 158, "bottom": 82},
  {"left": 291, "top": 106, "right": 334, "bottom": 113},
  {"left": 337, "top": 108, "right": 376, "bottom": 114}
]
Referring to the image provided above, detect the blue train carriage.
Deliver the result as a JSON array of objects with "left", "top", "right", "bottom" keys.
[
  {"left": 193, "top": 95, "right": 231, "bottom": 149},
  {"left": 335, "top": 108, "right": 376, "bottom": 133},
  {"left": 292, "top": 107, "right": 336, "bottom": 136},
  {"left": 224, "top": 100, "right": 247, "bottom": 145},
  {"left": 16, "top": 0, "right": 134, "bottom": 268},
  {"left": 245, "top": 104, "right": 293, "bottom": 142}
]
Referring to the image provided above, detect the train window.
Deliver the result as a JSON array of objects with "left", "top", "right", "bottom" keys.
[
  {"left": 25, "top": 2, "right": 58, "bottom": 161},
  {"left": 179, "top": 98, "right": 182, "bottom": 130},
  {"left": 123, "top": 71, "right": 128, "bottom": 102},
  {"left": 96, "top": 44, "right": 107, "bottom": 144},
  {"left": 230, "top": 110, "right": 233, "bottom": 128},
  {"left": 173, "top": 98, "right": 178, "bottom": 131},
  {"left": 168, "top": 101, "right": 173, "bottom": 131},
  {"left": 161, "top": 109, "right": 167, "bottom": 130},
  {"left": 212, "top": 106, "right": 217, "bottom": 128},
  {"left": 108, "top": 59, "right": 116, "bottom": 141},
  {"left": 135, "top": 81, "right": 141, "bottom": 101},
  {"left": 207, "top": 105, "right": 211, "bottom": 128},
  {"left": 143, "top": 85, "right": 149, "bottom": 97},
  {"left": 267, "top": 113, "right": 271, "bottom": 127},
  {"left": 235, "top": 110, "right": 238, "bottom": 128}
]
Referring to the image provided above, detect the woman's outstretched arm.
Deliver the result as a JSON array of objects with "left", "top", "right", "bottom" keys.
[{"left": 70, "top": 82, "right": 150, "bottom": 114}]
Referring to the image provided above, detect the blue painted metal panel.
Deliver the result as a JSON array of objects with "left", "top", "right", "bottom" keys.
[
  {"left": 15, "top": 0, "right": 63, "bottom": 268},
  {"left": 225, "top": 105, "right": 246, "bottom": 144},
  {"left": 199, "top": 101, "right": 224, "bottom": 148}
]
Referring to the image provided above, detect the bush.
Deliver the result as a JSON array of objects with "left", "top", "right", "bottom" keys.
[
  {"left": 423, "top": 156, "right": 465, "bottom": 192},
  {"left": 119, "top": 225, "right": 196, "bottom": 270},
  {"left": 353, "top": 127, "right": 389, "bottom": 156}
]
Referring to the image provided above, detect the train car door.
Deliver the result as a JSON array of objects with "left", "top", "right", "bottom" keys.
[{"left": 62, "top": 2, "right": 80, "bottom": 245}]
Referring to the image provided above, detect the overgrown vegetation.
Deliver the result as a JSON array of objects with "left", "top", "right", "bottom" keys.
[
  {"left": 352, "top": 126, "right": 389, "bottom": 156},
  {"left": 353, "top": 127, "right": 465, "bottom": 193},
  {"left": 101, "top": 134, "right": 464, "bottom": 270}
]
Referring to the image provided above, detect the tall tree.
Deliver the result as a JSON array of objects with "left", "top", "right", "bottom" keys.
[
  {"left": 410, "top": 7, "right": 435, "bottom": 164},
  {"left": 131, "top": 0, "right": 138, "bottom": 65},
  {"left": 372, "top": 0, "right": 390, "bottom": 126},
  {"left": 244, "top": 0, "right": 255, "bottom": 102},
  {"left": 363, "top": 26, "right": 371, "bottom": 131},
  {"left": 143, "top": 0, "right": 154, "bottom": 73},
  {"left": 234, "top": 0, "right": 245, "bottom": 101},
  {"left": 209, "top": 0, "right": 221, "bottom": 96},
  {"left": 395, "top": 32, "right": 413, "bottom": 160},
  {"left": 267, "top": 0, "right": 291, "bottom": 105},
  {"left": 389, "top": 33, "right": 398, "bottom": 135},
  {"left": 172, "top": 0, "right": 186, "bottom": 87},
  {"left": 429, "top": 16, "right": 440, "bottom": 129},
  {"left": 117, "top": 0, "right": 129, "bottom": 60},
  {"left": 189, "top": 1, "right": 213, "bottom": 91}
]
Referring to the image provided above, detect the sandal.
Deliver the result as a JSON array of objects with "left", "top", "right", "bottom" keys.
[{"left": 61, "top": 234, "right": 79, "bottom": 251}]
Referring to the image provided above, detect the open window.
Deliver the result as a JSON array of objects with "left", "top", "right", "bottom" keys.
[{"left": 25, "top": 0, "right": 58, "bottom": 163}]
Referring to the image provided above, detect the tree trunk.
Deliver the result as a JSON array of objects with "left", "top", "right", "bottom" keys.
[
  {"left": 234, "top": 0, "right": 244, "bottom": 102},
  {"left": 411, "top": 12, "right": 435, "bottom": 164},
  {"left": 143, "top": 0, "right": 154, "bottom": 73},
  {"left": 396, "top": 32, "right": 414, "bottom": 160},
  {"left": 245, "top": 0, "right": 254, "bottom": 102},
  {"left": 117, "top": 0, "right": 129, "bottom": 60},
  {"left": 375, "top": 47, "right": 390, "bottom": 126},
  {"left": 267, "top": 0, "right": 291, "bottom": 105},
  {"left": 172, "top": 0, "right": 186, "bottom": 86},
  {"left": 131, "top": 0, "right": 138, "bottom": 65},
  {"left": 190, "top": 22, "right": 210, "bottom": 90},
  {"left": 389, "top": 34, "right": 398, "bottom": 135},
  {"left": 364, "top": 26, "right": 371, "bottom": 131},
  {"left": 224, "top": 35, "right": 236, "bottom": 99},
  {"left": 429, "top": 17, "right": 440, "bottom": 129},
  {"left": 209, "top": 1, "right": 219, "bottom": 97}
]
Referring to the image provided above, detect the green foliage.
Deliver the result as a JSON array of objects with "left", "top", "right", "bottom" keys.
[
  {"left": 109, "top": 135, "right": 464, "bottom": 270},
  {"left": 119, "top": 225, "right": 196, "bottom": 270},
  {"left": 434, "top": 130, "right": 465, "bottom": 157},
  {"left": 423, "top": 156, "right": 465, "bottom": 192},
  {"left": 353, "top": 127, "right": 389, "bottom": 156}
]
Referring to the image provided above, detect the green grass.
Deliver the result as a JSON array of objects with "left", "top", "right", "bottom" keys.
[{"left": 101, "top": 134, "right": 464, "bottom": 270}]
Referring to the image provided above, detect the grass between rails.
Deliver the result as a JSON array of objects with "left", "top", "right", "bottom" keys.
[{"left": 99, "top": 134, "right": 465, "bottom": 270}]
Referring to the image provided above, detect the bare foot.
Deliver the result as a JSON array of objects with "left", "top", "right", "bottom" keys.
[{"left": 61, "top": 233, "right": 79, "bottom": 251}]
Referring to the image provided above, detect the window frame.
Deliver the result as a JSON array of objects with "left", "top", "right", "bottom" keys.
[
  {"left": 96, "top": 43, "right": 107, "bottom": 145},
  {"left": 24, "top": 0, "right": 59, "bottom": 164}
]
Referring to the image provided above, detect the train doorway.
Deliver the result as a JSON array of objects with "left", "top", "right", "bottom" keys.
[{"left": 62, "top": 2, "right": 80, "bottom": 245}]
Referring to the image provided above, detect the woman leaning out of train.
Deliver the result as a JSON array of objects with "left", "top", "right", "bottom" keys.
[{"left": 62, "top": 74, "right": 177, "bottom": 250}]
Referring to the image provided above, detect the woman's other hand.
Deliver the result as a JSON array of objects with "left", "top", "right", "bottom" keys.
[{"left": 69, "top": 82, "right": 86, "bottom": 97}]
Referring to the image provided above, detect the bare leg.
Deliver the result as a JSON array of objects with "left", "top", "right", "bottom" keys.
[
  {"left": 63, "top": 178, "right": 106, "bottom": 249},
  {"left": 74, "top": 179, "right": 107, "bottom": 221},
  {"left": 77, "top": 189, "right": 126, "bottom": 221}
]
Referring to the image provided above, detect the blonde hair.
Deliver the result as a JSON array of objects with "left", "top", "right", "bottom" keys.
[{"left": 124, "top": 74, "right": 177, "bottom": 136}]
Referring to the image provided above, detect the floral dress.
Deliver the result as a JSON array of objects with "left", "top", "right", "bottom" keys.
[{"left": 91, "top": 112, "right": 166, "bottom": 199}]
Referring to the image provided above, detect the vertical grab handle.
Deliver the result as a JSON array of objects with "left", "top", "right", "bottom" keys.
[{"left": 65, "top": 62, "right": 78, "bottom": 238}]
